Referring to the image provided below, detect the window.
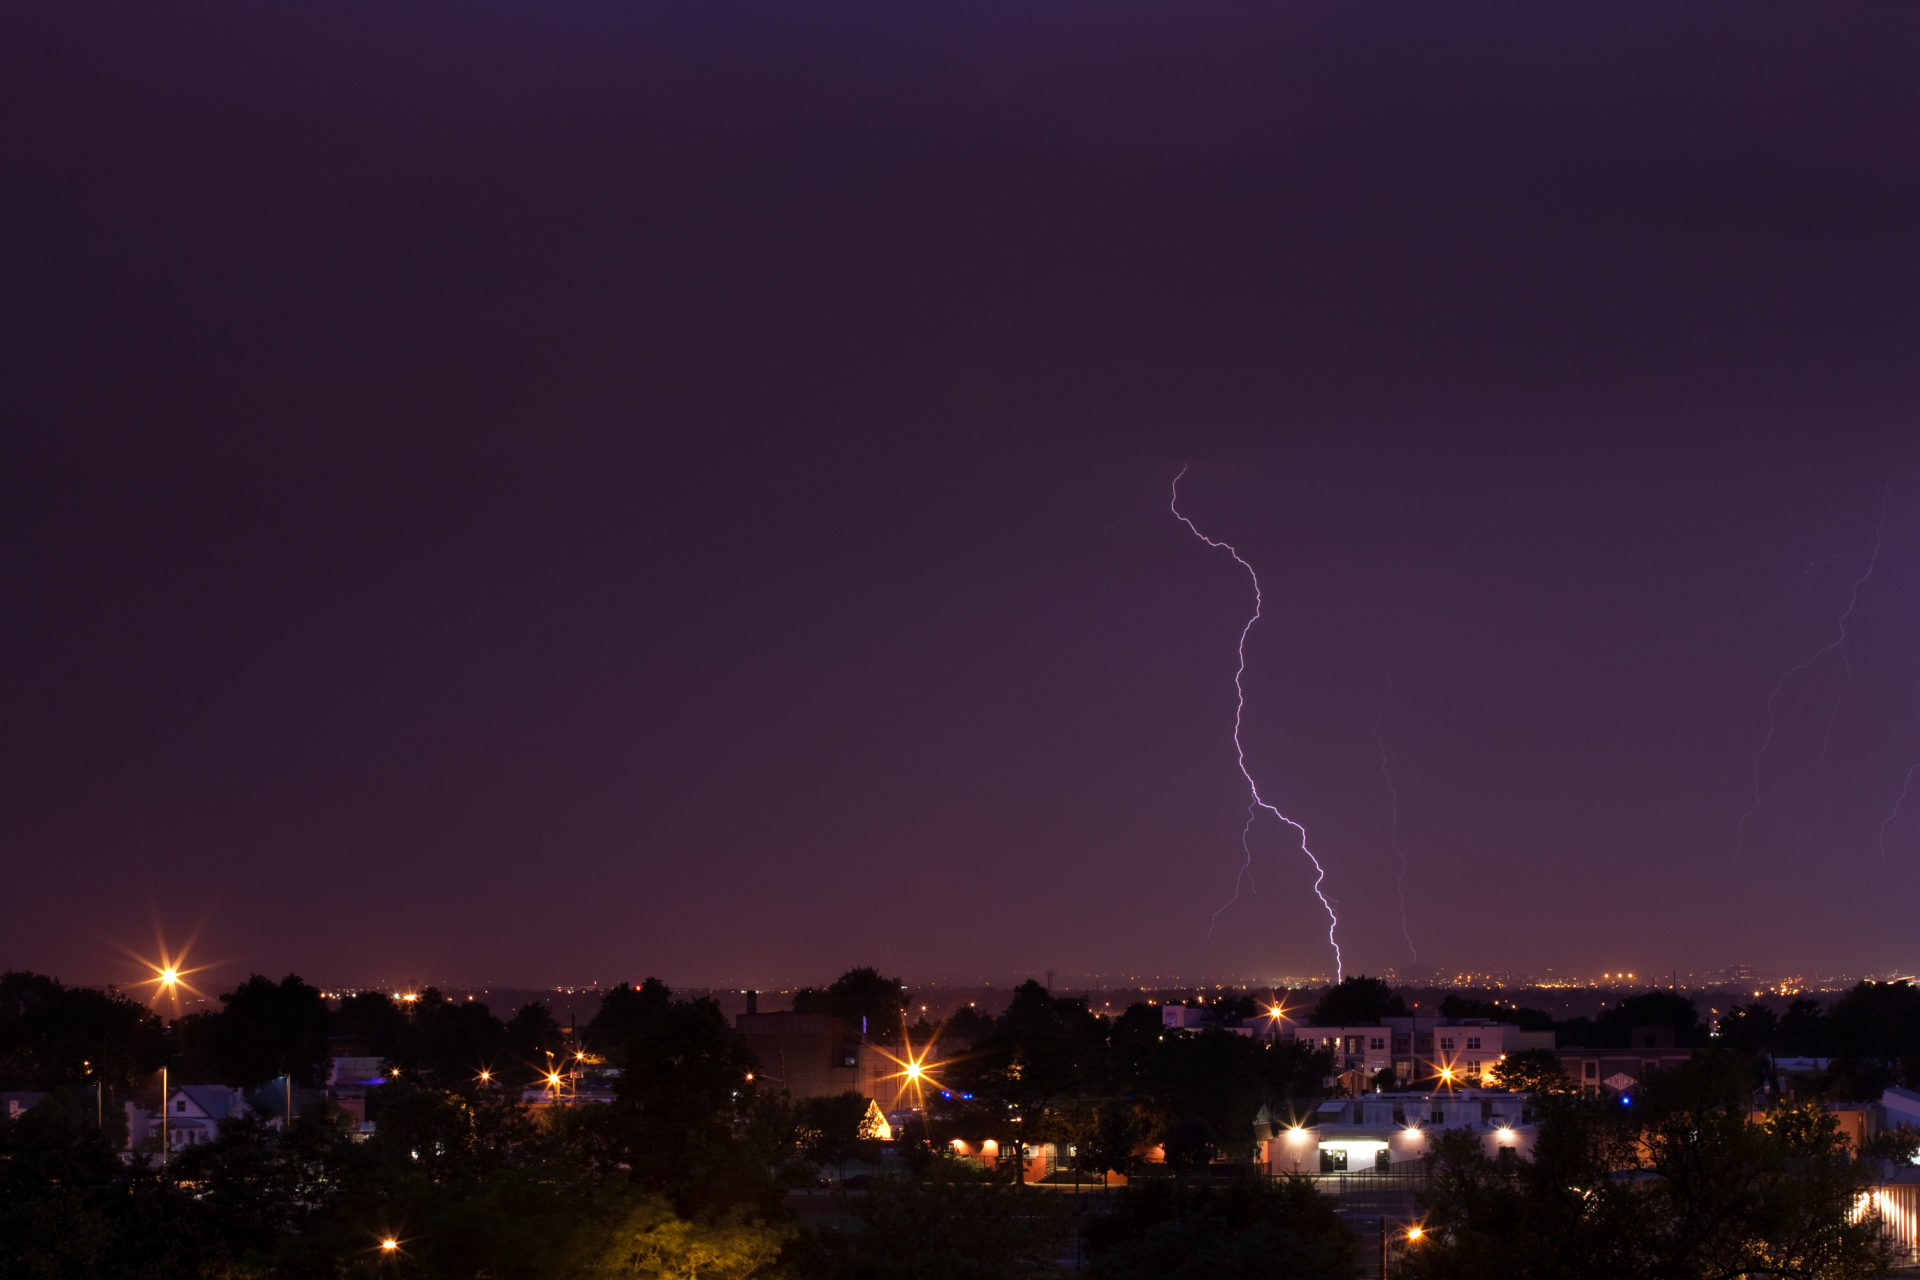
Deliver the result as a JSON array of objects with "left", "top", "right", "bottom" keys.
[
  {"left": 1370, "top": 1037, "right": 1386, "bottom": 1050},
  {"left": 1431, "top": 1109, "right": 1444, "bottom": 1125},
  {"left": 1320, "top": 1148, "right": 1348, "bottom": 1172},
  {"left": 176, "top": 1101, "right": 187, "bottom": 1112},
  {"left": 1584, "top": 1061, "right": 1598, "bottom": 1079},
  {"left": 1466, "top": 1036, "right": 1482, "bottom": 1050},
  {"left": 1440, "top": 1037, "right": 1455, "bottom": 1051}
]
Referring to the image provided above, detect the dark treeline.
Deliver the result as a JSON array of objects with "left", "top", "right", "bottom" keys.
[
  {"left": 3, "top": 969, "right": 1916, "bottom": 1278},
  {"left": 0, "top": 968, "right": 1347, "bottom": 1279}
]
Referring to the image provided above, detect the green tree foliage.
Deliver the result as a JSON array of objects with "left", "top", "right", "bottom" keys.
[
  {"left": 0, "top": 971, "right": 167, "bottom": 1090},
  {"left": 1400, "top": 1050, "right": 1892, "bottom": 1280},
  {"left": 1083, "top": 1173, "right": 1361, "bottom": 1280},
  {"left": 1309, "top": 976, "right": 1407, "bottom": 1026},
  {"left": 791, "top": 968, "right": 907, "bottom": 1043},
  {"left": 591, "top": 1198, "right": 791, "bottom": 1279}
]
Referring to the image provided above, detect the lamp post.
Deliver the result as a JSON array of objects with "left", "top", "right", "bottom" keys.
[{"left": 160, "top": 1066, "right": 168, "bottom": 1165}]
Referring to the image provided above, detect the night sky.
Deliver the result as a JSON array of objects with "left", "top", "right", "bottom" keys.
[{"left": 5, "top": 3, "right": 1918, "bottom": 990}]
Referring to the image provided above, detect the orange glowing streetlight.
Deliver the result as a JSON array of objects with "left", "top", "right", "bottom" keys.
[
  {"left": 123, "top": 933, "right": 213, "bottom": 1010},
  {"left": 380, "top": 1238, "right": 399, "bottom": 1253}
]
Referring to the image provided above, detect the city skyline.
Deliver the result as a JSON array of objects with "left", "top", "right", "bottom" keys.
[{"left": 6, "top": 3, "right": 1920, "bottom": 986}]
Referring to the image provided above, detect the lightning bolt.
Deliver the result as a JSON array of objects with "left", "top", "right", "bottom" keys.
[
  {"left": 1881, "top": 764, "right": 1919, "bottom": 866},
  {"left": 1171, "top": 466, "right": 1343, "bottom": 982},
  {"left": 1817, "top": 477, "right": 1892, "bottom": 784},
  {"left": 1735, "top": 474, "right": 1891, "bottom": 863},
  {"left": 1374, "top": 672, "right": 1418, "bottom": 966}
]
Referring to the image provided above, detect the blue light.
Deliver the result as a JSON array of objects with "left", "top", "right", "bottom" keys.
[
  {"left": 1620, "top": 1096, "right": 1632, "bottom": 1106},
  {"left": 962, "top": 1093, "right": 974, "bottom": 1101}
]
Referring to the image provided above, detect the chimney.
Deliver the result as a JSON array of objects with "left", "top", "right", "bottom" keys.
[{"left": 746, "top": 990, "right": 758, "bottom": 1016}]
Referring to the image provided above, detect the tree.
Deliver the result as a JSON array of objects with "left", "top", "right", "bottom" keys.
[
  {"left": 1160, "top": 1118, "right": 1216, "bottom": 1173},
  {"left": 586, "top": 979, "right": 671, "bottom": 1058},
  {"left": 396, "top": 992, "right": 509, "bottom": 1092},
  {"left": 1401, "top": 1050, "right": 1892, "bottom": 1280},
  {"left": 0, "top": 1087, "right": 122, "bottom": 1277},
  {"left": 1083, "top": 1173, "right": 1362, "bottom": 1280},
  {"left": 1439, "top": 995, "right": 1554, "bottom": 1032},
  {"left": 1144, "top": 1028, "right": 1270, "bottom": 1164},
  {"left": 0, "top": 971, "right": 168, "bottom": 1090},
  {"left": 1826, "top": 981, "right": 1920, "bottom": 1093},
  {"left": 1309, "top": 976, "right": 1406, "bottom": 1026},
  {"left": 945, "top": 981, "right": 1112, "bottom": 1162},
  {"left": 1780, "top": 998, "right": 1834, "bottom": 1057},
  {"left": 791, "top": 967, "right": 907, "bottom": 1043},
  {"left": 199, "top": 973, "right": 330, "bottom": 1088},
  {"left": 1485, "top": 1048, "right": 1571, "bottom": 1096},
  {"left": 1716, "top": 1002, "right": 1779, "bottom": 1053},
  {"left": 801, "top": 1091, "right": 877, "bottom": 1178},
  {"left": 592, "top": 1197, "right": 790, "bottom": 1279},
  {"left": 605, "top": 993, "right": 763, "bottom": 1214},
  {"left": 329, "top": 990, "right": 407, "bottom": 1059},
  {"left": 1085, "top": 1099, "right": 1149, "bottom": 1178},
  {"left": 505, "top": 1001, "right": 565, "bottom": 1085},
  {"left": 1593, "top": 991, "right": 1703, "bottom": 1049},
  {"left": 786, "top": 1162, "right": 1072, "bottom": 1280}
]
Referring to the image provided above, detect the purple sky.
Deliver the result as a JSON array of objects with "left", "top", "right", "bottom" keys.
[{"left": 5, "top": 2, "right": 1918, "bottom": 990}]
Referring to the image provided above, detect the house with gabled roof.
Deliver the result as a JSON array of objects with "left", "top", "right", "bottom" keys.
[{"left": 164, "top": 1084, "right": 249, "bottom": 1151}]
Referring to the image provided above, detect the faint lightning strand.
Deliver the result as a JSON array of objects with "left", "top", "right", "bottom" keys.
[
  {"left": 1206, "top": 803, "right": 1262, "bottom": 939},
  {"left": 1882, "top": 765, "right": 1920, "bottom": 865},
  {"left": 1735, "top": 476, "right": 1892, "bottom": 863},
  {"left": 1374, "top": 673, "right": 1417, "bottom": 966},
  {"left": 1818, "top": 477, "right": 1892, "bottom": 783},
  {"left": 1172, "top": 466, "right": 1343, "bottom": 982}
]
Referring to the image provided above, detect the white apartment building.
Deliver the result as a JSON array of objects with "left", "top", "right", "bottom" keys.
[
  {"left": 1282, "top": 1017, "right": 1551, "bottom": 1085},
  {"left": 1261, "top": 1090, "right": 1537, "bottom": 1173}
]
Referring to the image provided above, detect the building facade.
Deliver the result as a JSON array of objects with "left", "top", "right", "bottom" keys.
[{"left": 1262, "top": 1090, "right": 1537, "bottom": 1173}]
